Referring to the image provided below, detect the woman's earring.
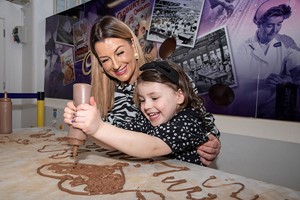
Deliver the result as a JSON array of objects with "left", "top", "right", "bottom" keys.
[{"left": 134, "top": 52, "right": 139, "bottom": 60}]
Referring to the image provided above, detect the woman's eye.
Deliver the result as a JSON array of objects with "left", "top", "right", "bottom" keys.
[
  {"left": 152, "top": 97, "right": 158, "bottom": 101},
  {"left": 117, "top": 51, "right": 125, "bottom": 56},
  {"left": 101, "top": 58, "right": 109, "bottom": 63}
]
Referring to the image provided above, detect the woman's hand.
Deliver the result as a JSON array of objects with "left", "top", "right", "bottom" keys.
[
  {"left": 63, "top": 101, "right": 76, "bottom": 125},
  {"left": 197, "top": 134, "right": 221, "bottom": 166},
  {"left": 266, "top": 73, "right": 292, "bottom": 89},
  {"left": 69, "top": 97, "right": 102, "bottom": 136}
]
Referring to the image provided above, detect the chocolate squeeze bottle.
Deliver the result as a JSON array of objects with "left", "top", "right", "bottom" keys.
[
  {"left": 0, "top": 91, "right": 12, "bottom": 134},
  {"left": 67, "top": 83, "right": 92, "bottom": 164}
]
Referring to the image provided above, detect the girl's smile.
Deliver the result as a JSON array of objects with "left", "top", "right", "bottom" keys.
[{"left": 138, "top": 82, "right": 184, "bottom": 126}]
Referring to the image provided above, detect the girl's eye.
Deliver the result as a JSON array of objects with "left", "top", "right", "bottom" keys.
[
  {"left": 139, "top": 98, "right": 145, "bottom": 102},
  {"left": 152, "top": 97, "right": 158, "bottom": 101}
]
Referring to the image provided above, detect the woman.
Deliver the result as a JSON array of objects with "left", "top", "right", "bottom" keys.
[
  {"left": 235, "top": 0, "right": 300, "bottom": 119},
  {"left": 65, "top": 16, "right": 221, "bottom": 166}
]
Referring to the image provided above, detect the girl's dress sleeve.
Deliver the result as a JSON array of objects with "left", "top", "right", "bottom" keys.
[{"left": 115, "top": 111, "right": 151, "bottom": 133}]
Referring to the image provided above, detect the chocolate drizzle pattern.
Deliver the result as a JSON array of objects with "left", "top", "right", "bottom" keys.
[
  {"left": 0, "top": 136, "right": 30, "bottom": 145},
  {"left": 30, "top": 129, "right": 54, "bottom": 138},
  {"left": 37, "top": 162, "right": 128, "bottom": 195},
  {"left": 35, "top": 138, "right": 261, "bottom": 199},
  {"left": 0, "top": 129, "right": 266, "bottom": 199},
  {"left": 202, "top": 176, "right": 259, "bottom": 200},
  {"left": 38, "top": 158, "right": 249, "bottom": 199}
]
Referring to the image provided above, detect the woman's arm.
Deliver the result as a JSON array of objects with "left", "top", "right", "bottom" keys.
[
  {"left": 197, "top": 107, "right": 221, "bottom": 166},
  {"left": 186, "top": 73, "right": 221, "bottom": 165},
  {"left": 197, "top": 134, "right": 221, "bottom": 166}
]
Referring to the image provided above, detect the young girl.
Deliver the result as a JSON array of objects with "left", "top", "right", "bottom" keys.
[{"left": 70, "top": 60, "right": 212, "bottom": 165}]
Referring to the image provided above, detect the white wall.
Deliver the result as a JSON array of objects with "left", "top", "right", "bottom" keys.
[
  {"left": 0, "top": 0, "right": 23, "bottom": 128},
  {"left": 20, "top": 0, "right": 53, "bottom": 127},
  {"left": 0, "top": 0, "right": 300, "bottom": 191}
]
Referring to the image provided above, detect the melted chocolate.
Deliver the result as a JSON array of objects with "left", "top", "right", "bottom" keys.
[
  {"left": 202, "top": 176, "right": 259, "bottom": 200},
  {"left": 30, "top": 129, "right": 54, "bottom": 138},
  {"left": 1, "top": 130, "right": 260, "bottom": 199}
]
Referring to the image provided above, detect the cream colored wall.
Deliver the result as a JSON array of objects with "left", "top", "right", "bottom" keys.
[
  {"left": 215, "top": 132, "right": 300, "bottom": 191},
  {"left": 215, "top": 115, "right": 300, "bottom": 144}
]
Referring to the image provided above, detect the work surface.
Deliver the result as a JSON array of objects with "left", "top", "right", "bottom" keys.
[{"left": 0, "top": 128, "right": 299, "bottom": 200}]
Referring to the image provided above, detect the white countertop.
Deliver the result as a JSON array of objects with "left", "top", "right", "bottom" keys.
[{"left": 0, "top": 127, "right": 299, "bottom": 199}]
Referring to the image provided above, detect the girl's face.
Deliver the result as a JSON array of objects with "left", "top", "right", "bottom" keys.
[
  {"left": 257, "top": 16, "right": 284, "bottom": 44},
  {"left": 95, "top": 38, "right": 139, "bottom": 84},
  {"left": 137, "top": 82, "right": 184, "bottom": 126}
]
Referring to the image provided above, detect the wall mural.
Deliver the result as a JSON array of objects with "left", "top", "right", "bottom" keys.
[{"left": 44, "top": 0, "right": 300, "bottom": 122}]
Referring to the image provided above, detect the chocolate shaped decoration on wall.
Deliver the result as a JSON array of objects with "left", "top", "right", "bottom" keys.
[
  {"left": 159, "top": 37, "right": 176, "bottom": 59},
  {"left": 209, "top": 83, "right": 235, "bottom": 106}
]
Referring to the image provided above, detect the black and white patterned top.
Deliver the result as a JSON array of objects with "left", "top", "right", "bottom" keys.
[
  {"left": 105, "top": 84, "right": 139, "bottom": 125},
  {"left": 117, "top": 108, "right": 209, "bottom": 165},
  {"left": 105, "top": 83, "right": 220, "bottom": 138}
]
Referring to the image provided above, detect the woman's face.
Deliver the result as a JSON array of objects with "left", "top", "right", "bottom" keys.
[
  {"left": 95, "top": 38, "right": 139, "bottom": 84},
  {"left": 257, "top": 16, "right": 284, "bottom": 44}
]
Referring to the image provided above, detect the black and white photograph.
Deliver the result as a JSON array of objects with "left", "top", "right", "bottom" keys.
[
  {"left": 170, "top": 26, "right": 236, "bottom": 94},
  {"left": 147, "top": 0, "right": 204, "bottom": 47}
]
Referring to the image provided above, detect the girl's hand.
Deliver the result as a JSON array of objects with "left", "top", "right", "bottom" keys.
[
  {"left": 71, "top": 97, "right": 102, "bottom": 135},
  {"left": 63, "top": 101, "right": 76, "bottom": 125}
]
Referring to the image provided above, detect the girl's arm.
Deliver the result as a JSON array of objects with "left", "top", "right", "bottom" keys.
[
  {"left": 93, "top": 122, "right": 172, "bottom": 158},
  {"left": 71, "top": 97, "right": 171, "bottom": 158}
]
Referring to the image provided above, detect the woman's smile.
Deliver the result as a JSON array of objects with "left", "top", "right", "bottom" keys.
[{"left": 114, "top": 65, "right": 128, "bottom": 76}]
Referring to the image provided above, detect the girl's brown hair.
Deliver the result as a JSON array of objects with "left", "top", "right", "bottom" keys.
[{"left": 136, "top": 60, "right": 204, "bottom": 111}]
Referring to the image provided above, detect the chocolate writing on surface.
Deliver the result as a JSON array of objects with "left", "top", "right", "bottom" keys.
[
  {"left": 0, "top": 129, "right": 58, "bottom": 145},
  {"left": 30, "top": 129, "right": 68, "bottom": 143},
  {"left": 37, "top": 162, "right": 128, "bottom": 195},
  {"left": 103, "top": 149, "right": 154, "bottom": 162},
  {"left": 0, "top": 136, "right": 30, "bottom": 145},
  {"left": 35, "top": 142, "right": 260, "bottom": 199},
  {"left": 37, "top": 162, "right": 166, "bottom": 199},
  {"left": 30, "top": 129, "right": 54, "bottom": 138},
  {"left": 144, "top": 160, "right": 189, "bottom": 177},
  {"left": 38, "top": 144, "right": 72, "bottom": 159},
  {"left": 144, "top": 161, "right": 218, "bottom": 200},
  {"left": 202, "top": 176, "right": 259, "bottom": 200},
  {"left": 38, "top": 144, "right": 94, "bottom": 159}
]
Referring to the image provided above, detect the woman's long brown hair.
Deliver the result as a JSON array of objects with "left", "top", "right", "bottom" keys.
[{"left": 89, "top": 16, "right": 147, "bottom": 118}]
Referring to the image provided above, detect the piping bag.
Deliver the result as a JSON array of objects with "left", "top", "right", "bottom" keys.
[{"left": 67, "top": 83, "right": 92, "bottom": 166}]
